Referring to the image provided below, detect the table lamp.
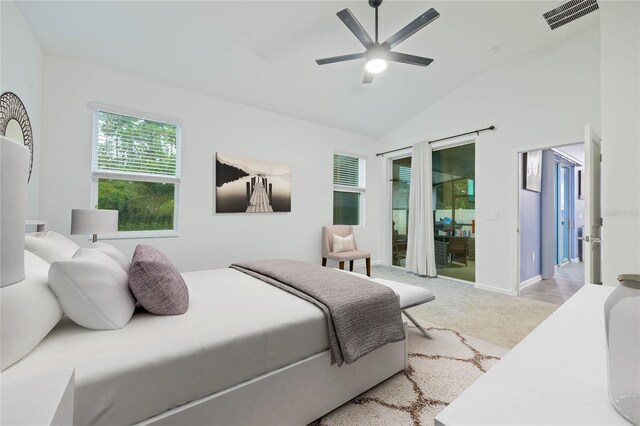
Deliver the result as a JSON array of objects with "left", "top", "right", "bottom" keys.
[{"left": 70, "top": 209, "right": 118, "bottom": 243}]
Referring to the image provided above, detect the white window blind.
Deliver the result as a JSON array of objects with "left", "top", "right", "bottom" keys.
[
  {"left": 92, "top": 110, "right": 180, "bottom": 180},
  {"left": 399, "top": 165, "right": 411, "bottom": 184},
  {"left": 333, "top": 153, "right": 366, "bottom": 190},
  {"left": 333, "top": 153, "right": 366, "bottom": 226},
  {"left": 90, "top": 107, "right": 181, "bottom": 236}
]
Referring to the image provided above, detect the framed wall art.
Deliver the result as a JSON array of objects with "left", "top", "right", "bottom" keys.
[
  {"left": 215, "top": 153, "right": 291, "bottom": 213},
  {"left": 523, "top": 150, "right": 542, "bottom": 192}
]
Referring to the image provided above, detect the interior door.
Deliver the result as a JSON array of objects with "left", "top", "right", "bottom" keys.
[{"left": 583, "top": 125, "right": 602, "bottom": 284}]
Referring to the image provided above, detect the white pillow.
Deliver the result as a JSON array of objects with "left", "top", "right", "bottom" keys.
[
  {"left": 1, "top": 251, "right": 63, "bottom": 370},
  {"left": 25, "top": 231, "right": 80, "bottom": 263},
  {"left": 48, "top": 249, "right": 136, "bottom": 330},
  {"left": 332, "top": 233, "right": 356, "bottom": 253},
  {"left": 91, "top": 243, "right": 131, "bottom": 272}
]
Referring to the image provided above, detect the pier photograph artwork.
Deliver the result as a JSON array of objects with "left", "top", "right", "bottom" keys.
[{"left": 215, "top": 153, "right": 291, "bottom": 213}]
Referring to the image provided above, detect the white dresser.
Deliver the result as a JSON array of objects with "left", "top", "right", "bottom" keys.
[{"left": 436, "top": 284, "right": 630, "bottom": 426}]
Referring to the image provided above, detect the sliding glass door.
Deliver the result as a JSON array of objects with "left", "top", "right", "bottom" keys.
[
  {"left": 432, "top": 143, "right": 476, "bottom": 282},
  {"left": 391, "top": 157, "right": 411, "bottom": 267}
]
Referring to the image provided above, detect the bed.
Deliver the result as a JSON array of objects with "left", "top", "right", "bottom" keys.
[
  {"left": 2, "top": 267, "right": 406, "bottom": 425},
  {"left": 0, "top": 136, "right": 407, "bottom": 425}
]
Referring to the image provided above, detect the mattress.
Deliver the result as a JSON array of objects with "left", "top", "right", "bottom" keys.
[{"left": 1, "top": 268, "right": 329, "bottom": 425}]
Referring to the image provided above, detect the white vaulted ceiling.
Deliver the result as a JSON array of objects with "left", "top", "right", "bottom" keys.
[{"left": 16, "top": 1, "right": 599, "bottom": 137}]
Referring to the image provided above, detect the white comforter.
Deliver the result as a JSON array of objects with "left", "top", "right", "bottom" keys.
[{"left": 2, "top": 268, "right": 329, "bottom": 425}]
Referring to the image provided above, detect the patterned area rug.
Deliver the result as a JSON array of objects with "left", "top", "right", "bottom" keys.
[{"left": 312, "top": 320, "right": 509, "bottom": 426}]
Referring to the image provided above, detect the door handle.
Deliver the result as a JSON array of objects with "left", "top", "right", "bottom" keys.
[{"left": 584, "top": 236, "right": 602, "bottom": 243}]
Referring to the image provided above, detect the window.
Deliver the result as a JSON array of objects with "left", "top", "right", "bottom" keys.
[
  {"left": 333, "top": 153, "right": 366, "bottom": 226},
  {"left": 91, "top": 106, "right": 181, "bottom": 236}
]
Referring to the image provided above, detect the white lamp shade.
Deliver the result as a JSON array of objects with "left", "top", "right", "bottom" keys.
[{"left": 70, "top": 209, "right": 119, "bottom": 235}]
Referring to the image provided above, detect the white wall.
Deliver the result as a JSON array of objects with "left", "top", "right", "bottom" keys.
[
  {"left": 600, "top": 1, "right": 640, "bottom": 285},
  {"left": 19, "top": 5, "right": 634, "bottom": 293},
  {"left": 0, "top": 0, "right": 43, "bottom": 219},
  {"left": 40, "top": 55, "right": 382, "bottom": 272},
  {"left": 380, "top": 27, "right": 601, "bottom": 294}
]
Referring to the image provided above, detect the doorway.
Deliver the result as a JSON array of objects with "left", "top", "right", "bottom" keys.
[
  {"left": 518, "top": 142, "right": 586, "bottom": 303},
  {"left": 432, "top": 143, "right": 476, "bottom": 282},
  {"left": 387, "top": 143, "right": 476, "bottom": 282}
]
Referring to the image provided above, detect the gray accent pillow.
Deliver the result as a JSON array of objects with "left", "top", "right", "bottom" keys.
[{"left": 128, "top": 244, "right": 189, "bottom": 315}]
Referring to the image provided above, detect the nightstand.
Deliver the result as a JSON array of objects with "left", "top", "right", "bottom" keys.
[
  {"left": 1, "top": 369, "right": 74, "bottom": 425},
  {"left": 25, "top": 220, "right": 47, "bottom": 233}
]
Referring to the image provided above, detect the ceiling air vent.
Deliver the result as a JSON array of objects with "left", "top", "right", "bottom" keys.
[{"left": 543, "top": 0, "right": 599, "bottom": 30}]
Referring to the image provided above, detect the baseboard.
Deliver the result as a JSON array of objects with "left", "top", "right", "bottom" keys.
[
  {"left": 324, "top": 259, "right": 381, "bottom": 268},
  {"left": 474, "top": 282, "right": 517, "bottom": 296},
  {"left": 519, "top": 275, "right": 542, "bottom": 289}
]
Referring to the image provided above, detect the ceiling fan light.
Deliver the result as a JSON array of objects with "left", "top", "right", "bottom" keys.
[{"left": 365, "top": 58, "right": 387, "bottom": 74}]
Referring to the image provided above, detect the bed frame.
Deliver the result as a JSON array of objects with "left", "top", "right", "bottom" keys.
[
  {"left": 139, "top": 332, "right": 407, "bottom": 425},
  {"left": 2, "top": 136, "right": 408, "bottom": 425}
]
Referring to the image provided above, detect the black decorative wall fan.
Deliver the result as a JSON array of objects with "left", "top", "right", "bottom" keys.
[{"left": 316, "top": 0, "right": 440, "bottom": 83}]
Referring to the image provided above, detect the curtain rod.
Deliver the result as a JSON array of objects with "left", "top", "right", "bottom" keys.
[{"left": 375, "top": 125, "right": 496, "bottom": 157}]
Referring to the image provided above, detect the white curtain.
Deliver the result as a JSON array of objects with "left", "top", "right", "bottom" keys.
[{"left": 405, "top": 141, "right": 437, "bottom": 277}]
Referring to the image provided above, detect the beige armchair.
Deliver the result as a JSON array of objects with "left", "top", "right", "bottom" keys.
[{"left": 322, "top": 225, "right": 371, "bottom": 277}]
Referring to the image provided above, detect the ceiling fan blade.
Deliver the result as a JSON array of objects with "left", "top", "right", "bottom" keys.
[
  {"left": 382, "top": 8, "right": 440, "bottom": 50},
  {"left": 387, "top": 52, "right": 434, "bottom": 67},
  {"left": 362, "top": 71, "right": 374, "bottom": 84},
  {"left": 316, "top": 52, "right": 366, "bottom": 65},
  {"left": 337, "top": 8, "right": 374, "bottom": 48}
]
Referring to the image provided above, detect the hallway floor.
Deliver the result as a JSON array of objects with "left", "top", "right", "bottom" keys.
[{"left": 520, "top": 262, "right": 585, "bottom": 304}]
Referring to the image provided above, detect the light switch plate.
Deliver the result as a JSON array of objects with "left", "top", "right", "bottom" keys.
[{"left": 487, "top": 211, "right": 500, "bottom": 221}]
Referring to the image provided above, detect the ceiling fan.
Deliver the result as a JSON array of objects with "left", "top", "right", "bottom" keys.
[{"left": 316, "top": 0, "right": 440, "bottom": 84}]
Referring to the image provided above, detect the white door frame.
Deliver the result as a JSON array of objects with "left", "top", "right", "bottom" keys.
[{"left": 515, "top": 141, "right": 587, "bottom": 296}]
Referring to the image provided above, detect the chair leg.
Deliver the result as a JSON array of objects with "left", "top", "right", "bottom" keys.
[
  {"left": 366, "top": 257, "right": 371, "bottom": 277},
  {"left": 349, "top": 260, "right": 354, "bottom": 271},
  {"left": 339, "top": 261, "right": 345, "bottom": 270},
  {"left": 403, "top": 310, "right": 433, "bottom": 339},
  {"left": 322, "top": 258, "right": 327, "bottom": 267}
]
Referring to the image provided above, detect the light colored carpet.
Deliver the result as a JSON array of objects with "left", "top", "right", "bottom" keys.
[
  {"left": 355, "top": 266, "right": 559, "bottom": 349},
  {"left": 313, "top": 321, "right": 509, "bottom": 426}
]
